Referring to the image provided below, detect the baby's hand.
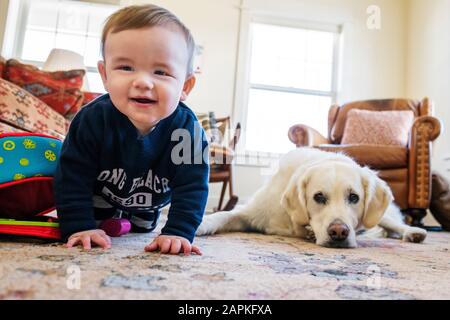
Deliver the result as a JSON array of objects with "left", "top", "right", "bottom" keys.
[
  {"left": 66, "top": 229, "right": 112, "bottom": 250},
  {"left": 144, "top": 235, "right": 202, "bottom": 256}
]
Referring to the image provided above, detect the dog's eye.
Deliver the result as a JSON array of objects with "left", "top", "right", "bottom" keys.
[
  {"left": 313, "top": 192, "right": 327, "bottom": 205},
  {"left": 348, "top": 193, "right": 359, "bottom": 204}
]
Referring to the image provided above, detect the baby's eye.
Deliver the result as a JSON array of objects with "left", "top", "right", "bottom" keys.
[
  {"left": 118, "top": 65, "right": 133, "bottom": 71},
  {"left": 154, "top": 70, "right": 168, "bottom": 76}
]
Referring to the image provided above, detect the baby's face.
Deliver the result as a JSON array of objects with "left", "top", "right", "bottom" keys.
[{"left": 99, "top": 26, "right": 194, "bottom": 135}]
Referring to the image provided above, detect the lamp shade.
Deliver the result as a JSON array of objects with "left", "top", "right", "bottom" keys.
[{"left": 42, "top": 48, "right": 90, "bottom": 90}]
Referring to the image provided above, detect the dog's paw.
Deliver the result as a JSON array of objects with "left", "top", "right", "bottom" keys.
[
  {"left": 195, "top": 224, "right": 208, "bottom": 236},
  {"left": 195, "top": 222, "right": 216, "bottom": 236},
  {"left": 402, "top": 227, "right": 427, "bottom": 243},
  {"left": 305, "top": 225, "right": 316, "bottom": 242}
]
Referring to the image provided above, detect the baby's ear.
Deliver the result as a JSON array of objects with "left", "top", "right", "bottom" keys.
[
  {"left": 180, "top": 75, "right": 196, "bottom": 101},
  {"left": 97, "top": 61, "right": 108, "bottom": 91}
]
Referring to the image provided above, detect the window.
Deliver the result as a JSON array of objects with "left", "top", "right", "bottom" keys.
[
  {"left": 5, "top": 0, "right": 118, "bottom": 92},
  {"left": 240, "top": 20, "right": 340, "bottom": 154}
]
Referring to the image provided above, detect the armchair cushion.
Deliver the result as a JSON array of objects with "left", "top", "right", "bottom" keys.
[
  {"left": 317, "top": 144, "right": 407, "bottom": 169},
  {"left": 341, "top": 109, "right": 414, "bottom": 146},
  {"left": 4, "top": 59, "right": 85, "bottom": 119}
]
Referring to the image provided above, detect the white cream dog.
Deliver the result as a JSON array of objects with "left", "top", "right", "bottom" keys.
[{"left": 197, "top": 148, "right": 427, "bottom": 248}]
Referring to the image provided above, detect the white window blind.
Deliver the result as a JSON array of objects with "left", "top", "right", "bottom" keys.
[{"left": 244, "top": 22, "right": 339, "bottom": 154}]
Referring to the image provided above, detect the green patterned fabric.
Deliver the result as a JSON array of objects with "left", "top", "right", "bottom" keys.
[{"left": 0, "top": 134, "right": 62, "bottom": 184}]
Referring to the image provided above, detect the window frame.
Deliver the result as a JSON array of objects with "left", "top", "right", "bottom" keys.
[
  {"left": 2, "top": 0, "right": 118, "bottom": 91},
  {"left": 233, "top": 11, "right": 341, "bottom": 157}
]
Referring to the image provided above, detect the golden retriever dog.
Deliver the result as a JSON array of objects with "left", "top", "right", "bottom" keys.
[{"left": 197, "top": 148, "right": 427, "bottom": 248}]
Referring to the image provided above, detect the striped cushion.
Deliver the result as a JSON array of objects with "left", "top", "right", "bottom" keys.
[{"left": 196, "top": 112, "right": 223, "bottom": 145}]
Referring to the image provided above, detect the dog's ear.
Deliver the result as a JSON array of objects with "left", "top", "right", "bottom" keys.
[
  {"left": 361, "top": 167, "right": 393, "bottom": 228},
  {"left": 280, "top": 168, "right": 310, "bottom": 226}
]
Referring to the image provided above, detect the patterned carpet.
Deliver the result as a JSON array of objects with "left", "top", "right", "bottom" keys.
[{"left": 0, "top": 213, "right": 449, "bottom": 300}]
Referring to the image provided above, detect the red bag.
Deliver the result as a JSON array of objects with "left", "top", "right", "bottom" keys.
[{"left": 0, "top": 132, "right": 62, "bottom": 239}]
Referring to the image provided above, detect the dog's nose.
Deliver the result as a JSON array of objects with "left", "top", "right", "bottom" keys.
[{"left": 327, "top": 222, "right": 349, "bottom": 241}]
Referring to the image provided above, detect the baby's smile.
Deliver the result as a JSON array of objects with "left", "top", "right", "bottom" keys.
[{"left": 130, "top": 96, "right": 157, "bottom": 107}]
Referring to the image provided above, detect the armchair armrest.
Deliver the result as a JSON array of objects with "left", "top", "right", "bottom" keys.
[
  {"left": 408, "top": 116, "right": 441, "bottom": 208},
  {"left": 288, "top": 124, "right": 330, "bottom": 147}
]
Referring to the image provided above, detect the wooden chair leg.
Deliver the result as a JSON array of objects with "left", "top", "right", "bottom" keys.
[
  {"left": 228, "top": 174, "right": 234, "bottom": 199},
  {"left": 216, "top": 179, "right": 228, "bottom": 211},
  {"left": 405, "top": 208, "right": 427, "bottom": 227},
  {"left": 223, "top": 195, "right": 238, "bottom": 211},
  {"left": 223, "top": 168, "right": 238, "bottom": 211}
]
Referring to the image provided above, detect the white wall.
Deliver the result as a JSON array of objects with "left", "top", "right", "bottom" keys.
[{"left": 406, "top": 0, "right": 450, "bottom": 179}]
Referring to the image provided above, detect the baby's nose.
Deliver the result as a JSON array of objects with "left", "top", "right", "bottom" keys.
[{"left": 133, "top": 75, "right": 154, "bottom": 90}]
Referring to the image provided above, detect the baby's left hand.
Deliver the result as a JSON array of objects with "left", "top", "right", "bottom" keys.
[{"left": 144, "top": 235, "right": 202, "bottom": 256}]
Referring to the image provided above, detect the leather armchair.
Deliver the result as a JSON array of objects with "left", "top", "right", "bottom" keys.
[{"left": 288, "top": 98, "right": 441, "bottom": 226}]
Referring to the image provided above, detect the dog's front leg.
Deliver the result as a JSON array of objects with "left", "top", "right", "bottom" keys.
[
  {"left": 378, "top": 211, "right": 427, "bottom": 243},
  {"left": 196, "top": 208, "right": 250, "bottom": 235}
]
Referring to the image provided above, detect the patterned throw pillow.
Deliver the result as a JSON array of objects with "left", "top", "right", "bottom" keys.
[
  {"left": 55, "top": 91, "right": 103, "bottom": 121},
  {"left": 4, "top": 59, "right": 85, "bottom": 118},
  {"left": 82, "top": 91, "right": 103, "bottom": 106},
  {"left": 341, "top": 109, "right": 414, "bottom": 146},
  {"left": 0, "top": 121, "right": 26, "bottom": 134},
  {"left": 0, "top": 78, "right": 69, "bottom": 138}
]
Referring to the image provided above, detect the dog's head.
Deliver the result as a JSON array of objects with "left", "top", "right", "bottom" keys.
[{"left": 281, "top": 160, "right": 392, "bottom": 248}]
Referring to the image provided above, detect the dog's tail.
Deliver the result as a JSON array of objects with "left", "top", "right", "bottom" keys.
[{"left": 196, "top": 209, "right": 248, "bottom": 236}]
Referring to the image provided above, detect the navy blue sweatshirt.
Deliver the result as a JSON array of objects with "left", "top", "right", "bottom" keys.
[{"left": 54, "top": 94, "right": 209, "bottom": 242}]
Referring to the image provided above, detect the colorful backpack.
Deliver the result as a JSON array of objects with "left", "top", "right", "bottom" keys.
[{"left": 0, "top": 133, "right": 62, "bottom": 240}]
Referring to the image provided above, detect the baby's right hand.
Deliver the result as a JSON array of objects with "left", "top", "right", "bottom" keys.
[{"left": 66, "top": 229, "right": 111, "bottom": 250}]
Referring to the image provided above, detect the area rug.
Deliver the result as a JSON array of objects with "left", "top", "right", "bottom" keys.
[{"left": 0, "top": 213, "right": 449, "bottom": 300}]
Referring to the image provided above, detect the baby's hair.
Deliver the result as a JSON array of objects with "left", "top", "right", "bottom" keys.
[{"left": 101, "top": 4, "right": 195, "bottom": 75}]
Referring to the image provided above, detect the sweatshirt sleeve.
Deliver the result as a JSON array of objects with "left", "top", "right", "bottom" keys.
[
  {"left": 160, "top": 120, "right": 209, "bottom": 243},
  {"left": 54, "top": 109, "right": 100, "bottom": 241}
]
